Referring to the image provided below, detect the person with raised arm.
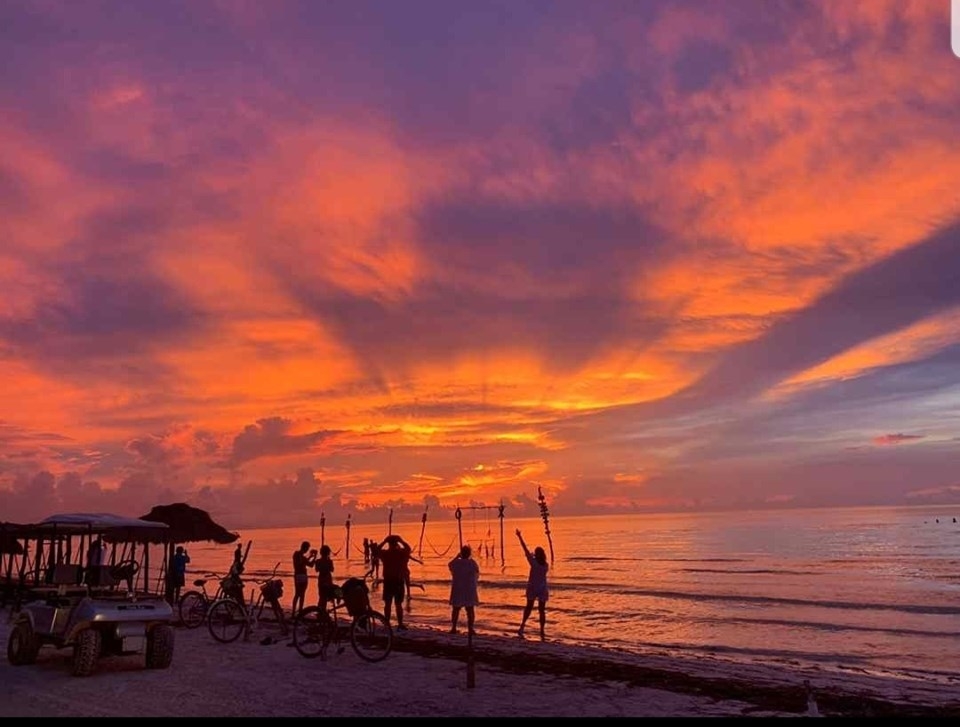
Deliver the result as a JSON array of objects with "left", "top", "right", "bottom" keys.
[
  {"left": 377, "top": 534, "right": 412, "bottom": 631},
  {"left": 516, "top": 529, "right": 549, "bottom": 640}
]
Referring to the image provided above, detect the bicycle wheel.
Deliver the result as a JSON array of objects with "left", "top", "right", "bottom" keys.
[
  {"left": 293, "top": 606, "right": 335, "bottom": 659},
  {"left": 350, "top": 610, "right": 392, "bottom": 662},
  {"left": 178, "top": 591, "right": 208, "bottom": 629},
  {"left": 207, "top": 599, "right": 247, "bottom": 643}
]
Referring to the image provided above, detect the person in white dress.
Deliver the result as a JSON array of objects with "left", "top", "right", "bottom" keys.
[{"left": 448, "top": 545, "right": 480, "bottom": 635}]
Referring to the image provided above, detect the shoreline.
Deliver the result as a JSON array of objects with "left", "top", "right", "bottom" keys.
[
  {"left": 3, "top": 614, "right": 958, "bottom": 717},
  {"left": 396, "top": 626, "right": 960, "bottom": 717}
]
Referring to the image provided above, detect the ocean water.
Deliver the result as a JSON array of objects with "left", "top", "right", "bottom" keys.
[{"left": 177, "top": 505, "right": 960, "bottom": 684}]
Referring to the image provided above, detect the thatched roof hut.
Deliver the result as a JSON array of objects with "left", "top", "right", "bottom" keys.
[{"left": 138, "top": 502, "right": 239, "bottom": 545}]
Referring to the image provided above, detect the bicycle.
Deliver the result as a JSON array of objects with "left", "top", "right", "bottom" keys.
[
  {"left": 177, "top": 572, "right": 228, "bottom": 628},
  {"left": 292, "top": 575, "right": 392, "bottom": 662},
  {"left": 207, "top": 563, "right": 286, "bottom": 644}
]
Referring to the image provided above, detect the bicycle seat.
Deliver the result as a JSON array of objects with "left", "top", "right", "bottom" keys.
[{"left": 193, "top": 578, "right": 206, "bottom": 587}]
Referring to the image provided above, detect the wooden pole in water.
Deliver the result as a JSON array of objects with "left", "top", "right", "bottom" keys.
[
  {"left": 498, "top": 501, "right": 505, "bottom": 567},
  {"left": 320, "top": 512, "right": 326, "bottom": 547},
  {"left": 417, "top": 509, "right": 428, "bottom": 560},
  {"left": 388, "top": 508, "right": 393, "bottom": 535},
  {"left": 537, "top": 486, "right": 555, "bottom": 565},
  {"left": 455, "top": 507, "right": 463, "bottom": 550},
  {"left": 345, "top": 515, "right": 351, "bottom": 560}
]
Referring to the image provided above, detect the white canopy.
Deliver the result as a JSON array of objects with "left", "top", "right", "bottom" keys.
[{"left": 38, "top": 513, "right": 170, "bottom": 535}]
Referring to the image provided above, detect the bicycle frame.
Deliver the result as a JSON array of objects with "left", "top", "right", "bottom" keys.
[
  {"left": 207, "top": 562, "right": 285, "bottom": 644},
  {"left": 291, "top": 575, "right": 392, "bottom": 662}
]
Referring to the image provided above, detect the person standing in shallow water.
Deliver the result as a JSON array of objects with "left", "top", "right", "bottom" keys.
[
  {"left": 378, "top": 534, "right": 412, "bottom": 631},
  {"left": 448, "top": 544, "right": 480, "bottom": 635},
  {"left": 516, "top": 529, "right": 549, "bottom": 640}
]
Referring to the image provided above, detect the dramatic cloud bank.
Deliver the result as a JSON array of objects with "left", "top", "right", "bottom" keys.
[{"left": 1, "top": 1, "right": 959, "bottom": 527}]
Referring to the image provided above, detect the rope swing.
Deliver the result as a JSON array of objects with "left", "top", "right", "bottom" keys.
[{"left": 454, "top": 502, "right": 508, "bottom": 565}]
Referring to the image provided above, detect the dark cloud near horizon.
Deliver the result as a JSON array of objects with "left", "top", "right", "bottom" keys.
[{"left": 226, "top": 417, "right": 339, "bottom": 467}]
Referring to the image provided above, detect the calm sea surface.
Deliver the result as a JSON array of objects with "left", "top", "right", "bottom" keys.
[{"left": 178, "top": 505, "right": 960, "bottom": 683}]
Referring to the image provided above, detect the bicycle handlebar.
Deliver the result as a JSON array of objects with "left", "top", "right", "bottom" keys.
[{"left": 248, "top": 562, "right": 283, "bottom": 586}]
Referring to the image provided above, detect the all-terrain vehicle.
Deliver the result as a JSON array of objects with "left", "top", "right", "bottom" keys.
[{"left": 6, "top": 513, "right": 176, "bottom": 676}]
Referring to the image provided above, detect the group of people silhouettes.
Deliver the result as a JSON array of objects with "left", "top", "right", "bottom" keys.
[
  {"left": 447, "top": 528, "right": 549, "bottom": 640},
  {"left": 235, "top": 528, "right": 552, "bottom": 640}
]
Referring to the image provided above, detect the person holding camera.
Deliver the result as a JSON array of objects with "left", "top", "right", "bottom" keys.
[
  {"left": 169, "top": 545, "right": 191, "bottom": 604},
  {"left": 292, "top": 540, "right": 317, "bottom": 617}
]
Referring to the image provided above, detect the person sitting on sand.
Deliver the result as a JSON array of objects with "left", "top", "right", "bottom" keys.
[
  {"left": 516, "top": 529, "right": 549, "bottom": 640},
  {"left": 448, "top": 544, "right": 480, "bottom": 635},
  {"left": 377, "top": 534, "right": 412, "bottom": 631}
]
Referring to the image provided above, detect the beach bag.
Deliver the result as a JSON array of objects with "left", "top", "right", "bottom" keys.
[
  {"left": 260, "top": 578, "right": 283, "bottom": 603},
  {"left": 341, "top": 577, "right": 369, "bottom": 618}
]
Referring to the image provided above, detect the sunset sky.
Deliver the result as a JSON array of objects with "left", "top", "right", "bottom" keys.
[{"left": 1, "top": 1, "right": 959, "bottom": 529}]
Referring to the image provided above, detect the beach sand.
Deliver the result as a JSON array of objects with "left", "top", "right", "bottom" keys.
[{"left": 1, "top": 614, "right": 958, "bottom": 717}]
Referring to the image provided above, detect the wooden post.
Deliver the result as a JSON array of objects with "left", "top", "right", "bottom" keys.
[
  {"left": 455, "top": 507, "right": 463, "bottom": 550},
  {"left": 498, "top": 502, "right": 505, "bottom": 567},
  {"left": 320, "top": 512, "right": 326, "bottom": 547},
  {"left": 466, "top": 629, "right": 476, "bottom": 688},
  {"left": 417, "top": 509, "right": 427, "bottom": 560}
]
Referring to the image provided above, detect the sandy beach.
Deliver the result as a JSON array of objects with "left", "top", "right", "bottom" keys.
[{"left": 2, "top": 613, "right": 958, "bottom": 718}]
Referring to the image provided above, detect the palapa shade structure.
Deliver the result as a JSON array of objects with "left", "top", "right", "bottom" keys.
[
  {"left": 136, "top": 503, "right": 239, "bottom": 603},
  {"left": 138, "top": 502, "right": 239, "bottom": 545}
]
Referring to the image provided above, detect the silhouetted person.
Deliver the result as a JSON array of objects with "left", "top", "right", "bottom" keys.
[
  {"left": 314, "top": 544, "right": 335, "bottom": 615},
  {"left": 232, "top": 544, "right": 243, "bottom": 573},
  {"left": 223, "top": 547, "right": 246, "bottom": 606},
  {"left": 516, "top": 529, "right": 548, "bottom": 640},
  {"left": 378, "top": 534, "right": 412, "bottom": 630},
  {"left": 169, "top": 545, "right": 190, "bottom": 604},
  {"left": 366, "top": 540, "right": 382, "bottom": 581},
  {"left": 292, "top": 540, "right": 317, "bottom": 617},
  {"left": 448, "top": 544, "right": 479, "bottom": 635},
  {"left": 85, "top": 536, "right": 103, "bottom": 587},
  {"left": 363, "top": 537, "right": 371, "bottom": 564}
]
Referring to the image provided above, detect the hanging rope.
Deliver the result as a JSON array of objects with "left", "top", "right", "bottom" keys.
[{"left": 425, "top": 535, "right": 457, "bottom": 557}]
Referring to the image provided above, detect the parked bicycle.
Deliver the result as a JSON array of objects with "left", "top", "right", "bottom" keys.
[
  {"left": 207, "top": 563, "right": 286, "bottom": 644},
  {"left": 177, "top": 572, "right": 228, "bottom": 628},
  {"left": 292, "top": 575, "right": 392, "bottom": 662}
]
